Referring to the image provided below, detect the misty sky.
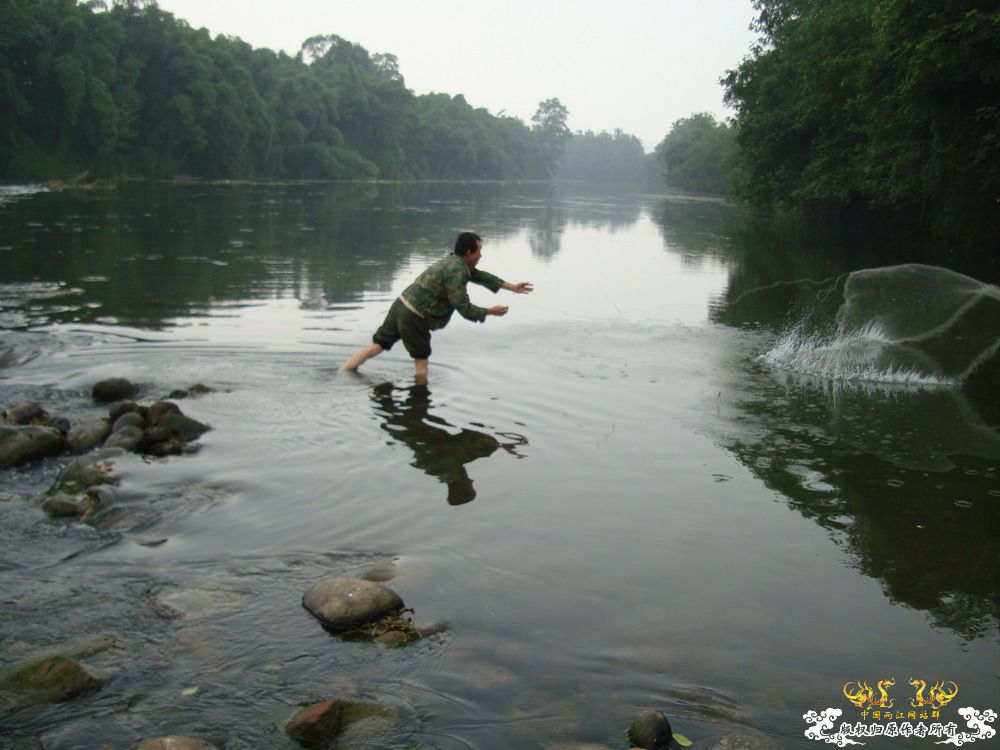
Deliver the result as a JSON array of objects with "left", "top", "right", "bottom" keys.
[{"left": 153, "top": 0, "right": 759, "bottom": 152}]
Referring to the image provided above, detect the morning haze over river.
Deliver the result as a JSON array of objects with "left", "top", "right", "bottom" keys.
[{"left": 1, "top": 181, "right": 998, "bottom": 749}]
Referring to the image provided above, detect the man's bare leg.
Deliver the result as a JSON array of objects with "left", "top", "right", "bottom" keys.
[
  {"left": 340, "top": 343, "right": 384, "bottom": 371},
  {"left": 414, "top": 358, "right": 429, "bottom": 384}
]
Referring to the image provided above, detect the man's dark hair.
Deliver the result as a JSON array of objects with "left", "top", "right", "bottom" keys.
[{"left": 453, "top": 232, "right": 482, "bottom": 257}]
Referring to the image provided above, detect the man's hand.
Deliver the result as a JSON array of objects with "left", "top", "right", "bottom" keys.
[
  {"left": 487, "top": 305, "right": 509, "bottom": 317},
  {"left": 505, "top": 281, "right": 534, "bottom": 294}
]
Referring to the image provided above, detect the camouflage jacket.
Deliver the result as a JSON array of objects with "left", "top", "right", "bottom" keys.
[{"left": 399, "top": 254, "right": 504, "bottom": 330}]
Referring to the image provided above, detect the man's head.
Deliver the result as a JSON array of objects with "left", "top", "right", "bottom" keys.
[{"left": 453, "top": 232, "right": 482, "bottom": 258}]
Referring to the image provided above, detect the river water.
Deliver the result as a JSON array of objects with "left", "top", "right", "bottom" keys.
[{"left": 1, "top": 182, "right": 997, "bottom": 749}]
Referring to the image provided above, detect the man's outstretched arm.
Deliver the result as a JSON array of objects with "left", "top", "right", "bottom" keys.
[{"left": 501, "top": 281, "right": 534, "bottom": 294}]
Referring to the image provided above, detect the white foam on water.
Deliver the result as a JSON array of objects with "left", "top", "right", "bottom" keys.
[{"left": 760, "top": 320, "right": 957, "bottom": 386}]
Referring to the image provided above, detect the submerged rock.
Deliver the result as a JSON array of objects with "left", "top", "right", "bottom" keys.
[
  {"left": 285, "top": 699, "right": 397, "bottom": 747},
  {"left": 169, "top": 383, "right": 213, "bottom": 399},
  {"left": 629, "top": 709, "right": 674, "bottom": 750},
  {"left": 92, "top": 377, "right": 138, "bottom": 403},
  {"left": 2, "top": 654, "right": 102, "bottom": 704},
  {"left": 689, "top": 735, "right": 786, "bottom": 750},
  {"left": 133, "top": 738, "right": 218, "bottom": 750},
  {"left": 302, "top": 577, "right": 405, "bottom": 631},
  {"left": 0, "top": 425, "right": 65, "bottom": 469}
]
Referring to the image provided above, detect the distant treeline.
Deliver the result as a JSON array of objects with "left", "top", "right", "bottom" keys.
[
  {"left": 3, "top": 0, "right": 649, "bottom": 183},
  {"left": 722, "top": 0, "right": 999, "bottom": 243}
]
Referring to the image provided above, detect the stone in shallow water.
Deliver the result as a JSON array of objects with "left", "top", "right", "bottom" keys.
[
  {"left": 285, "top": 699, "right": 396, "bottom": 746},
  {"left": 50, "top": 449, "right": 123, "bottom": 494},
  {"left": 41, "top": 493, "right": 89, "bottom": 518},
  {"left": 104, "top": 424, "right": 144, "bottom": 452},
  {"left": 302, "top": 577, "right": 404, "bottom": 631},
  {"left": 109, "top": 400, "right": 142, "bottom": 421},
  {"left": 148, "top": 400, "right": 181, "bottom": 425},
  {"left": 157, "top": 411, "right": 210, "bottom": 442},
  {"left": 67, "top": 416, "right": 112, "bottom": 454},
  {"left": 3, "top": 401, "right": 48, "bottom": 425},
  {"left": 0, "top": 425, "right": 64, "bottom": 468},
  {"left": 2, "top": 654, "right": 103, "bottom": 704},
  {"left": 111, "top": 411, "right": 146, "bottom": 433},
  {"left": 629, "top": 709, "right": 673, "bottom": 750},
  {"left": 133, "top": 738, "right": 218, "bottom": 750},
  {"left": 92, "top": 377, "right": 138, "bottom": 403}
]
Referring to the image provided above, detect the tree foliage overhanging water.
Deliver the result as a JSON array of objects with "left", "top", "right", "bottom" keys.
[{"left": 722, "top": 0, "right": 999, "bottom": 244}]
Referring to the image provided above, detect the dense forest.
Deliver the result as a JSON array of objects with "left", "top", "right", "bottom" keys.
[
  {"left": 723, "top": 0, "right": 999, "bottom": 243},
  {"left": 1, "top": 0, "right": 601, "bottom": 182},
  {"left": 4, "top": 0, "right": 996, "bottom": 246}
]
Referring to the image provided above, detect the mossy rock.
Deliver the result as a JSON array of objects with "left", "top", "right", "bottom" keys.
[
  {"left": 3, "top": 654, "right": 103, "bottom": 704},
  {"left": 51, "top": 449, "right": 123, "bottom": 495},
  {"left": 92, "top": 378, "right": 138, "bottom": 403}
]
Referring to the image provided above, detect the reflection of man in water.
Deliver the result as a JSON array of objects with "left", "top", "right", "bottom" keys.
[
  {"left": 340, "top": 232, "right": 533, "bottom": 381},
  {"left": 371, "top": 382, "right": 526, "bottom": 505}
]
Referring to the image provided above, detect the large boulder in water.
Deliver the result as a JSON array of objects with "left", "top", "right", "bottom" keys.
[
  {"left": 302, "top": 577, "right": 404, "bottom": 631},
  {"left": 0, "top": 425, "right": 64, "bottom": 469}
]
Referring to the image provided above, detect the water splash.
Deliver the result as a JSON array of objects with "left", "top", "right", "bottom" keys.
[
  {"left": 762, "top": 320, "right": 956, "bottom": 386},
  {"left": 763, "top": 265, "right": 1000, "bottom": 386}
]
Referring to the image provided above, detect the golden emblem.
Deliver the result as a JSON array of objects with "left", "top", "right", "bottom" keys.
[
  {"left": 910, "top": 678, "right": 959, "bottom": 709},
  {"left": 843, "top": 678, "right": 896, "bottom": 709}
]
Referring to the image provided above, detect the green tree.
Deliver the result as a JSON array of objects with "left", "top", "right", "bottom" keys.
[
  {"left": 531, "top": 97, "right": 571, "bottom": 178},
  {"left": 654, "top": 113, "right": 738, "bottom": 194},
  {"left": 557, "top": 129, "right": 648, "bottom": 184},
  {"left": 0, "top": 1, "right": 578, "bottom": 184},
  {"left": 723, "top": 0, "right": 999, "bottom": 242}
]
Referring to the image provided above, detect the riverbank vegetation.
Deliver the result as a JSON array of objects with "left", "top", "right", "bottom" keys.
[
  {"left": 722, "top": 0, "right": 999, "bottom": 245},
  {"left": 1, "top": 0, "right": 580, "bottom": 182},
  {"left": 4, "top": 0, "right": 996, "bottom": 250}
]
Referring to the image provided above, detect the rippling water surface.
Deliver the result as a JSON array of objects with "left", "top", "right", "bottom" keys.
[{"left": 1, "top": 183, "right": 997, "bottom": 749}]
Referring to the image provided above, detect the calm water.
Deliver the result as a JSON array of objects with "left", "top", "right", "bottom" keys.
[{"left": 1, "top": 183, "right": 997, "bottom": 749}]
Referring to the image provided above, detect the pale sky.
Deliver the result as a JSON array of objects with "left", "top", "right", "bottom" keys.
[{"left": 153, "top": 0, "right": 759, "bottom": 152}]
